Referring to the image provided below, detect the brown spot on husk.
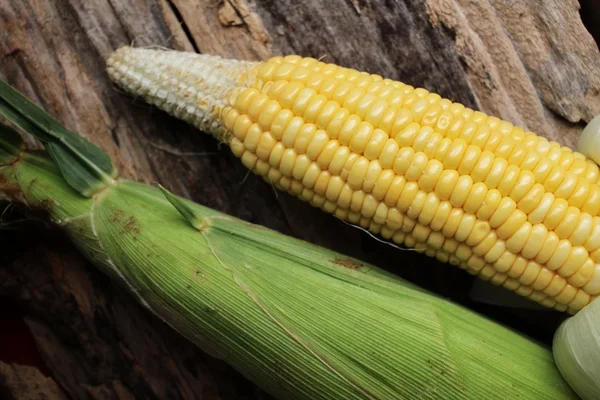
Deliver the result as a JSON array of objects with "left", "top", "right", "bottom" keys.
[
  {"left": 331, "top": 258, "right": 362, "bottom": 270},
  {"left": 120, "top": 216, "right": 140, "bottom": 235}
]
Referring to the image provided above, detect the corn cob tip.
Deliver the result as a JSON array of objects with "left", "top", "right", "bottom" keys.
[{"left": 106, "top": 46, "right": 259, "bottom": 140}]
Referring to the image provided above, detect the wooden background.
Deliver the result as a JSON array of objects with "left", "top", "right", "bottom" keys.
[{"left": 1, "top": 0, "right": 599, "bottom": 398}]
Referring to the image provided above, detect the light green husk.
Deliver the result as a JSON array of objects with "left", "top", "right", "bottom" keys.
[
  {"left": 0, "top": 81, "right": 577, "bottom": 399},
  {"left": 553, "top": 298, "right": 600, "bottom": 400}
]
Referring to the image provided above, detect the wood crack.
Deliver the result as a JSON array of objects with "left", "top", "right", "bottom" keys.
[{"left": 164, "top": 0, "right": 201, "bottom": 53}]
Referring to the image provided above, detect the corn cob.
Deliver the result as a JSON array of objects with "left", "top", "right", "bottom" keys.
[
  {"left": 0, "top": 82, "right": 577, "bottom": 399},
  {"left": 107, "top": 47, "right": 600, "bottom": 314}
]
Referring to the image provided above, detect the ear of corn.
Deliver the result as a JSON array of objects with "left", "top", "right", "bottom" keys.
[
  {"left": 0, "top": 80, "right": 577, "bottom": 399},
  {"left": 107, "top": 47, "right": 600, "bottom": 314}
]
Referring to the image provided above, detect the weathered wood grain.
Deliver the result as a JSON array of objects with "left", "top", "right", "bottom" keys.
[
  {"left": 0, "top": 361, "right": 67, "bottom": 400},
  {"left": 1, "top": 0, "right": 599, "bottom": 398}
]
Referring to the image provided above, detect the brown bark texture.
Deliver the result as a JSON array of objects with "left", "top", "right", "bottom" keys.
[{"left": 0, "top": 0, "right": 599, "bottom": 398}]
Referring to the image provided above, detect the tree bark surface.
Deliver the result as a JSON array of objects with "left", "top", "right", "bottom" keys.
[{"left": 1, "top": 0, "right": 599, "bottom": 398}]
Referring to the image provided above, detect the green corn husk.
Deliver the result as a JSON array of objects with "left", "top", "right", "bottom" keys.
[{"left": 0, "top": 81, "right": 577, "bottom": 399}]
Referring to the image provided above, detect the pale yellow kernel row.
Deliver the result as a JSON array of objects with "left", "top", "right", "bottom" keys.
[{"left": 252, "top": 60, "right": 600, "bottom": 184}]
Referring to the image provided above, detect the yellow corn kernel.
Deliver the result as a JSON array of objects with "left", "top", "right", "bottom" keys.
[
  {"left": 544, "top": 198, "right": 569, "bottom": 230},
  {"left": 568, "top": 259, "right": 595, "bottom": 287},
  {"left": 364, "top": 129, "right": 388, "bottom": 160},
  {"left": 569, "top": 213, "right": 593, "bottom": 247},
  {"left": 300, "top": 163, "right": 320, "bottom": 189},
  {"left": 279, "top": 148, "right": 298, "bottom": 176},
  {"left": 324, "top": 176, "right": 345, "bottom": 202},
  {"left": 582, "top": 265, "right": 600, "bottom": 294},
  {"left": 553, "top": 283, "right": 577, "bottom": 304},
  {"left": 509, "top": 172, "right": 536, "bottom": 203},
  {"left": 497, "top": 165, "right": 520, "bottom": 195},
  {"left": 406, "top": 152, "right": 429, "bottom": 182},
  {"left": 384, "top": 176, "right": 406, "bottom": 207},
  {"left": 341, "top": 153, "right": 360, "bottom": 181},
  {"left": 247, "top": 93, "right": 269, "bottom": 121},
  {"left": 255, "top": 159, "right": 270, "bottom": 176},
  {"left": 568, "top": 290, "right": 591, "bottom": 309},
  {"left": 430, "top": 201, "right": 452, "bottom": 232},
  {"left": 316, "top": 140, "right": 340, "bottom": 170},
  {"left": 292, "top": 155, "right": 312, "bottom": 181},
  {"left": 363, "top": 161, "right": 383, "bottom": 193},
  {"left": 582, "top": 185, "right": 600, "bottom": 215},
  {"left": 393, "top": 147, "right": 416, "bottom": 176},
  {"left": 240, "top": 151, "right": 258, "bottom": 170},
  {"left": 280, "top": 117, "right": 304, "bottom": 147},
  {"left": 418, "top": 193, "right": 440, "bottom": 226},
  {"left": 484, "top": 240, "right": 506, "bottom": 264},
  {"left": 454, "top": 214, "right": 476, "bottom": 242},
  {"left": 347, "top": 156, "right": 369, "bottom": 190},
  {"left": 257, "top": 100, "right": 282, "bottom": 131},
  {"left": 517, "top": 183, "right": 545, "bottom": 214},
  {"left": 372, "top": 169, "right": 395, "bottom": 200},
  {"left": 386, "top": 208, "right": 404, "bottom": 230},
  {"left": 450, "top": 175, "right": 473, "bottom": 208},
  {"left": 418, "top": 160, "right": 444, "bottom": 193},
  {"left": 496, "top": 210, "right": 527, "bottom": 240},
  {"left": 546, "top": 240, "right": 573, "bottom": 271},
  {"left": 507, "top": 257, "right": 528, "bottom": 279},
  {"left": 476, "top": 189, "right": 502, "bottom": 221},
  {"left": 397, "top": 182, "right": 419, "bottom": 213},
  {"left": 558, "top": 247, "right": 589, "bottom": 278},
  {"left": 293, "top": 124, "right": 317, "bottom": 154},
  {"left": 463, "top": 182, "right": 487, "bottom": 214},
  {"left": 485, "top": 158, "right": 508, "bottom": 189},
  {"left": 230, "top": 137, "right": 245, "bottom": 157},
  {"left": 372, "top": 202, "right": 389, "bottom": 225},
  {"left": 435, "top": 111, "right": 454, "bottom": 135},
  {"left": 470, "top": 151, "right": 494, "bottom": 182},
  {"left": 412, "top": 126, "right": 435, "bottom": 151},
  {"left": 520, "top": 262, "right": 542, "bottom": 286},
  {"left": 457, "top": 146, "right": 481, "bottom": 175},
  {"left": 406, "top": 192, "right": 427, "bottom": 219},
  {"left": 233, "top": 87, "right": 260, "bottom": 114},
  {"left": 473, "top": 232, "right": 498, "bottom": 257},
  {"left": 441, "top": 209, "right": 463, "bottom": 238},
  {"left": 269, "top": 110, "right": 294, "bottom": 140},
  {"left": 315, "top": 101, "right": 340, "bottom": 129},
  {"left": 378, "top": 139, "right": 400, "bottom": 169},
  {"left": 554, "top": 172, "right": 578, "bottom": 199},
  {"left": 435, "top": 170, "right": 459, "bottom": 201},
  {"left": 292, "top": 88, "right": 319, "bottom": 117},
  {"left": 494, "top": 251, "right": 517, "bottom": 273},
  {"left": 554, "top": 206, "right": 579, "bottom": 239},
  {"left": 303, "top": 94, "right": 328, "bottom": 124},
  {"left": 256, "top": 132, "right": 277, "bottom": 160},
  {"left": 349, "top": 122, "right": 375, "bottom": 153},
  {"left": 305, "top": 130, "right": 329, "bottom": 160},
  {"left": 489, "top": 197, "right": 517, "bottom": 229},
  {"left": 327, "top": 146, "right": 351, "bottom": 175},
  {"left": 361, "top": 195, "right": 379, "bottom": 218},
  {"left": 422, "top": 133, "right": 444, "bottom": 159},
  {"left": 505, "top": 222, "right": 532, "bottom": 254}
]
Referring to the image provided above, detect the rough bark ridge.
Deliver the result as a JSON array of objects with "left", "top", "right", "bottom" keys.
[{"left": 1, "top": 0, "right": 599, "bottom": 398}]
